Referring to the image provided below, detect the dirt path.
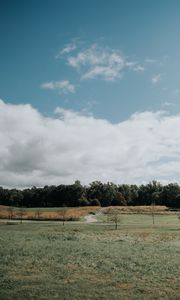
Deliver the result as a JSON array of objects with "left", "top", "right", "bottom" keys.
[{"left": 84, "top": 214, "right": 98, "bottom": 223}]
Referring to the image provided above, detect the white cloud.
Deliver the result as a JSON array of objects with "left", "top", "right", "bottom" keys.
[
  {"left": 58, "top": 43, "right": 145, "bottom": 81},
  {"left": 55, "top": 43, "right": 77, "bottom": 58},
  {"left": 152, "top": 73, "right": 162, "bottom": 84},
  {"left": 1, "top": 100, "right": 180, "bottom": 188},
  {"left": 61, "top": 43, "right": 76, "bottom": 54},
  {"left": 126, "top": 61, "right": 145, "bottom": 72},
  {"left": 41, "top": 80, "right": 75, "bottom": 93},
  {"left": 67, "top": 45, "right": 126, "bottom": 81},
  {"left": 133, "top": 65, "right": 145, "bottom": 72},
  {"left": 82, "top": 65, "right": 123, "bottom": 80}
]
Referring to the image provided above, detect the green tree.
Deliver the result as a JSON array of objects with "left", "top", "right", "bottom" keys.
[
  {"left": 87, "top": 181, "right": 117, "bottom": 206},
  {"left": 107, "top": 208, "right": 122, "bottom": 230},
  {"left": 112, "top": 192, "right": 126, "bottom": 205},
  {"left": 161, "top": 184, "right": 180, "bottom": 207}
]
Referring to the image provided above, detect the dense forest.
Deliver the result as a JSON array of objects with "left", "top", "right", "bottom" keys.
[{"left": 0, "top": 180, "right": 180, "bottom": 208}]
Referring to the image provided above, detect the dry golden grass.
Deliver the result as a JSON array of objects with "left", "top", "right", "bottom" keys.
[
  {"left": 102, "top": 205, "right": 175, "bottom": 214},
  {"left": 0, "top": 205, "right": 99, "bottom": 220}
]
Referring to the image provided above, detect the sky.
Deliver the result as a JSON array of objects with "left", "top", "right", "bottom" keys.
[{"left": 1, "top": 0, "right": 180, "bottom": 188}]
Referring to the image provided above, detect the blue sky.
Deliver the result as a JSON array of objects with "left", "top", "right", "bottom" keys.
[
  {"left": 1, "top": 0, "right": 180, "bottom": 187},
  {"left": 1, "top": 0, "right": 180, "bottom": 121}
]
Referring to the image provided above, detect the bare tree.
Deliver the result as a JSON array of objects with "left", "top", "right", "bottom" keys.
[
  {"left": 57, "top": 207, "right": 68, "bottom": 225},
  {"left": 35, "top": 209, "right": 42, "bottom": 220},
  {"left": 151, "top": 192, "right": 159, "bottom": 225},
  {"left": 151, "top": 201, "right": 155, "bottom": 225},
  {"left": 17, "top": 207, "right": 26, "bottom": 224},
  {"left": 7, "top": 206, "right": 14, "bottom": 220}
]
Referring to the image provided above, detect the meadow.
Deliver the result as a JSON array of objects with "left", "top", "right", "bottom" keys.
[{"left": 0, "top": 211, "right": 180, "bottom": 300}]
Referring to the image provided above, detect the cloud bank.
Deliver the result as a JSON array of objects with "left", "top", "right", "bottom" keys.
[{"left": 0, "top": 100, "right": 180, "bottom": 188}]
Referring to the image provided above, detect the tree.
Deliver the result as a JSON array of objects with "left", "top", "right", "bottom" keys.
[
  {"left": 9, "top": 189, "right": 24, "bottom": 207},
  {"left": 107, "top": 208, "right": 122, "bottom": 230},
  {"left": 35, "top": 209, "right": 42, "bottom": 220},
  {"left": 159, "top": 183, "right": 179, "bottom": 207},
  {"left": 151, "top": 192, "right": 160, "bottom": 225},
  {"left": 112, "top": 192, "right": 126, "bottom": 206},
  {"left": 62, "top": 207, "right": 68, "bottom": 225},
  {"left": 7, "top": 206, "right": 14, "bottom": 220},
  {"left": 77, "top": 195, "right": 90, "bottom": 206},
  {"left": 89, "top": 198, "right": 101, "bottom": 206},
  {"left": 1, "top": 181, "right": 180, "bottom": 209},
  {"left": 174, "top": 194, "right": 180, "bottom": 208},
  {"left": 86, "top": 181, "right": 117, "bottom": 206},
  {"left": 57, "top": 207, "right": 68, "bottom": 225},
  {"left": 137, "top": 181, "right": 162, "bottom": 206},
  {"left": 177, "top": 214, "right": 180, "bottom": 222},
  {"left": 151, "top": 200, "right": 155, "bottom": 225},
  {"left": 17, "top": 207, "right": 26, "bottom": 224}
]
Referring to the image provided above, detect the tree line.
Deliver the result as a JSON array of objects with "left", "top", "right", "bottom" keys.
[{"left": 0, "top": 180, "right": 180, "bottom": 208}]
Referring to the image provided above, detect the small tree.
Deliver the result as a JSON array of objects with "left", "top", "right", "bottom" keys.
[
  {"left": 35, "top": 209, "right": 42, "bottom": 220},
  {"left": 151, "top": 192, "right": 159, "bottom": 225},
  {"left": 151, "top": 201, "right": 155, "bottom": 225},
  {"left": 7, "top": 206, "right": 14, "bottom": 220},
  {"left": 177, "top": 214, "right": 180, "bottom": 222},
  {"left": 62, "top": 207, "right": 68, "bottom": 225},
  {"left": 57, "top": 207, "right": 68, "bottom": 225},
  {"left": 17, "top": 207, "right": 26, "bottom": 224},
  {"left": 107, "top": 208, "right": 122, "bottom": 230}
]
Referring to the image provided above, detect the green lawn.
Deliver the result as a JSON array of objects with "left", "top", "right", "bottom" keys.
[
  {"left": 0, "top": 217, "right": 180, "bottom": 300},
  {"left": 98, "top": 213, "right": 180, "bottom": 226}
]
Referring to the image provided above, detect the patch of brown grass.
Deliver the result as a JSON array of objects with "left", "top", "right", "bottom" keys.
[
  {"left": 113, "top": 283, "right": 133, "bottom": 290},
  {"left": 102, "top": 205, "right": 174, "bottom": 214},
  {"left": 0, "top": 206, "right": 99, "bottom": 220},
  {"left": 66, "top": 206, "right": 99, "bottom": 218}
]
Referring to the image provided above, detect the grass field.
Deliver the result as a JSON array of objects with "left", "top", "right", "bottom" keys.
[
  {"left": 97, "top": 211, "right": 180, "bottom": 226},
  {"left": 0, "top": 213, "right": 180, "bottom": 300}
]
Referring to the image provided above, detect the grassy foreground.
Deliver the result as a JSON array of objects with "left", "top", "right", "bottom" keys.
[{"left": 0, "top": 216, "right": 180, "bottom": 300}]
